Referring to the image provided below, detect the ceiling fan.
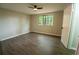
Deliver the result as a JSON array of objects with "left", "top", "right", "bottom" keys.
[{"left": 28, "top": 4, "right": 43, "bottom": 11}]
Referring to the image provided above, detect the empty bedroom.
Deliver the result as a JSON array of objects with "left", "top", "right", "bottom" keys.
[{"left": 0, "top": 3, "right": 78, "bottom": 55}]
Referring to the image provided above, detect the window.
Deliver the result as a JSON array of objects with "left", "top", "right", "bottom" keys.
[{"left": 38, "top": 15, "right": 54, "bottom": 26}]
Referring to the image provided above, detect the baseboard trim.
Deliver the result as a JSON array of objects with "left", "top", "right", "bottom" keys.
[
  {"left": 61, "top": 40, "right": 76, "bottom": 52},
  {"left": 68, "top": 47, "right": 77, "bottom": 51},
  {"left": 30, "top": 32, "right": 61, "bottom": 38},
  {"left": 71, "top": 48, "right": 77, "bottom": 51},
  {"left": 0, "top": 32, "right": 30, "bottom": 41},
  {"left": 0, "top": 31, "right": 61, "bottom": 41}
]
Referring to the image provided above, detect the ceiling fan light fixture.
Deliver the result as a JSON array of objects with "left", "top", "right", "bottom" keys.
[{"left": 33, "top": 8, "right": 37, "bottom": 11}]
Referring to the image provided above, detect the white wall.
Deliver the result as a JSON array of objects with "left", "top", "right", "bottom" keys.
[
  {"left": 30, "top": 11, "right": 63, "bottom": 36},
  {"left": 0, "top": 8, "right": 30, "bottom": 41}
]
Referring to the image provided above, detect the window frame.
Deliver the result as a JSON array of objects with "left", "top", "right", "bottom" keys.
[{"left": 38, "top": 15, "right": 54, "bottom": 26}]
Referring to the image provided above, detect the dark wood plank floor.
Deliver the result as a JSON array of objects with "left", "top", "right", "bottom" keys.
[
  {"left": 0, "top": 42, "right": 2, "bottom": 54},
  {"left": 0, "top": 32, "right": 75, "bottom": 55}
]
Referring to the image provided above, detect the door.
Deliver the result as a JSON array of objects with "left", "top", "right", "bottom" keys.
[{"left": 61, "top": 4, "right": 72, "bottom": 48}]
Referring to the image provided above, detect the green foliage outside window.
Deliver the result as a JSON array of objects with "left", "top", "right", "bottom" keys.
[{"left": 38, "top": 15, "right": 53, "bottom": 26}]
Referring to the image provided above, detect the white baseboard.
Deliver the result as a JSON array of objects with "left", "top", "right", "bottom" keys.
[
  {"left": 31, "top": 31, "right": 61, "bottom": 37},
  {"left": 0, "top": 31, "right": 61, "bottom": 41},
  {"left": 68, "top": 47, "right": 77, "bottom": 51},
  {"left": 61, "top": 40, "right": 77, "bottom": 51},
  {"left": 71, "top": 48, "right": 77, "bottom": 51},
  {"left": 0, "top": 32, "right": 30, "bottom": 41}
]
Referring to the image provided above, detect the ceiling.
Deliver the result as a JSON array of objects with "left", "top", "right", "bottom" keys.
[{"left": 0, "top": 3, "right": 69, "bottom": 14}]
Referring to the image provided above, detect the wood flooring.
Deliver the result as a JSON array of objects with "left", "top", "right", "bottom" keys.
[{"left": 0, "top": 32, "right": 75, "bottom": 55}]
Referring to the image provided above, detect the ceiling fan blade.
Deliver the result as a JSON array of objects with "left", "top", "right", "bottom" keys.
[
  {"left": 28, "top": 4, "right": 43, "bottom": 10},
  {"left": 37, "top": 7, "right": 43, "bottom": 9}
]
